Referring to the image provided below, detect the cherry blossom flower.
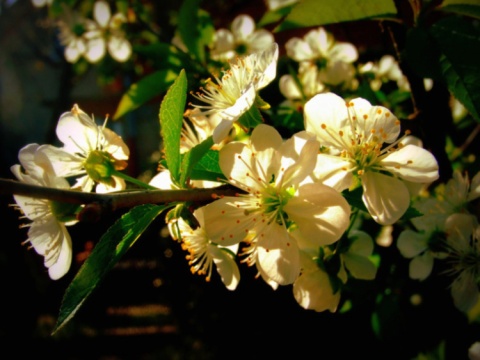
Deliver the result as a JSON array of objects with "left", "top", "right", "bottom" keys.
[
  {"left": 286, "top": 27, "right": 357, "bottom": 64},
  {"left": 210, "top": 14, "right": 275, "bottom": 61},
  {"left": 304, "top": 92, "right": 439, "bottom": 225},
  {"left": 84, "top": 1, "right": 132, "bottom": 63},
  {"left": 285, "top": 27, "right": 358, "bottom": 90},
  {"left": 40, "top": 104, "right": 130, "bottom": 193},
  {"left": 177, "top": 207, "right": 240, "bottom": 290},
  {"left": 11, "top": 144, "right": 78, "bottom": 280},
  {"left": 56, "top": 8, "right": 97, "bottom": 63},
  {"left": 191, "top": 43, "right": 279, "bottom": 143},
  {"left": 200, "top": 124, "right": 351, "bottom": 285}
]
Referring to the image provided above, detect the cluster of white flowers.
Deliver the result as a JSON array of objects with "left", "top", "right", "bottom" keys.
[
  {"left": 11, "top": 105, "right": 130, "bottom": 279},
  {"left": 397, "top": 170, "right": 480, "bottom": 313},
  {"left": 142, "top": 37, "right": 440, "bottom": 309},
  {"left": 54, "top": 1, "right": 131, "bottom": 63},
  {"left": 17, "top": 4, "right": 479, "bottom": 322}
]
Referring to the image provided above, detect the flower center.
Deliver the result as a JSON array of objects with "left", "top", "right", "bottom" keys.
[
  {"left": 84, "top": 149, "right": 116, "bottom": 186},
  {"left": 261, "top": 185, "right": 294, "bottom": 226},
  {"left": 49, "top": 200, "right": 80, "bottom": 223}
]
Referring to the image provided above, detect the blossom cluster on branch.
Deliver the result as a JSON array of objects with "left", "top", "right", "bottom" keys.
[{"left": 3, "top": 0, "right": 480, "bottom": 355}]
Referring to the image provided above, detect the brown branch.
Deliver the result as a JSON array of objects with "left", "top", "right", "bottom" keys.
[{"left": 0, "top": 178, "right": 241, "bottom": 214}]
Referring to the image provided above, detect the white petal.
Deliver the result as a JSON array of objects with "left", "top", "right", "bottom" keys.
[
  {"left": 85, "top": 37, "right": 107, "bottom": 63},
  {"left": 348, "top": 100, "right": 400, "bottom": 144},
  {"left": 343, "top": 254, "right": 377, "bottom": 280},
  {"left": 451, "top": 271, "right": 479, "bottom": 312},
  {"left": 284, "top": 182, "right": 351, "bottom": 246},
  {"left": 56, "top": 107, "right": 98, "bottom": 153},
  {"left": 37, "top": 145, "right": 84, "bottom": 178},
  {"left": 256, "top": 223, "right": 300, "bottom": 285},
  {"left": 231, "top": 14, "right": 255, "bottom": 40},
  {"left": 279, "top": 74, "right": 303, "bottom": 100},
  {"left": 251, "top": 123, "right": 283, "bottom": 152},
  {"left": 219, "top": 141, "right": 266, "bottom": 193},
  {"left": 293, "top": 254, "right": 340, "bottom": 312},
  {"left": 348, "top": 230, "right": 374, "bottom": 257},
  {"left": 252, "top": 43, "right": 279, "bottom": 90},
  {"left": 312, "top": 154, "right": 353, "bottom": 192},
  {"left": 362, "top": 171, "right": 410, "bottom": 225},
  {"left": 201, "top": 197, "right": 252, "bottom": 246},
  {"left": 397, "top": 229, "right": 429, "bottom": 258},
  {"left": 28, "top": 218, "right": 72, "bottom": 280},
  {"left": 285, "top": 37, "right": 314, "bottom": 62},
  {"left": 248, "top": 30, "right": 274, "bottom": 54},
  {"left": 409, "top": 252, "right": 433, "bottom": 281},
  {"left": 381, "top": 145, "right": 439, "bottom": 183},
  {"left": 94, "top": 0, "right": 111, "bottom": 28},
  {"left": 278, "top": 137, "right": 319, "bottom": 188},
  {"left": 304, "top": 93, "right": 350, "bottom": 147},
  {"left": 102, "top": 127, "right": 130, "bottom": 160},
  {"left": 149, "top": 170, "right": 176, "bottom": 190},
  {"left": 108, "top": 36, "right": 132, "bottom": 62},
  {"left": 95, "top": 176, "right": 126, "bottom": 193},
  {"left": 210, "top": 245, "right": 240, "bottom": 291},
  {"left": 330, "top": 42, "right": 358, "bottom": 63}
]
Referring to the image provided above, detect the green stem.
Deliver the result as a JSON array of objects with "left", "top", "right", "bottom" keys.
[{"left": 112, "top": 170, "right": 157, "bottom": 190}]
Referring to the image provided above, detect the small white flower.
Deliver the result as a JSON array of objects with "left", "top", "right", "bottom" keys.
[
  {"left": 57, "top": 9, "right": 97, "bottom": 63},
  {"left": 191, "top": 43, "right": 279, "bottom": 143},
  {"left": 304, "top": 92, "right": 439, "bottom": 225},
  {"left": 177, "top": 208, "right": 240, "bottom": 290},
  {"left": 41, "top": 104, "right": 130, "bottom": 193},
  {"left": 359, "top": 55, "right": 409, "bottom": 92},
  {"left": 84, "top": 1, "right": 132, "bottom": 63},
  {"left": 201, "top": 124, "right": 351, "bottom": 285},
  {"left": 11, "top": 144, "right": 78, "bottom": 280},
  {"left": 279, "top": 62, "right": 326, "bottom": 103},
  {"left": 286, "top": 27, "right": 358, "bottom": 65},
  {"left": 210, "top": 14, "right": 275, "bottom": 61}
]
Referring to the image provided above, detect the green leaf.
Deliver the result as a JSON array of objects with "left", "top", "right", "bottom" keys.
[
  {"left": 189, "top": 149, "right": 226, "bottom": 182},
  {"left": 439, "top": 0, "right": 480, "bottom": 19},
  {"left": 52, "top": 204, "right": 169, "bottom": 334},
  {"left": 429, "top": 16, "right": 480, "bottom": 122},
  {"left": 179, "top": 136, "right": 215, "bottom": 186},
  {"left": 133, "top": 42, "right": 187, "bottom": 69},
  {"left": 113, "top": 69, "right": 179, "bottom": 120},
  {"left": 274, "top": 0, "right": 397, "bottom": 32},
  {"left": 159, "top": 69, "right": 188, "bottom": 182},
  {"left": 258, "top": 5, "right": 295, "bottom": 27},
  {"left": 237, "top": 105, "right": 264, "bottom": 131},
  {"left": 178, "top": 0, "right": 214, "bottom": 64}
]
